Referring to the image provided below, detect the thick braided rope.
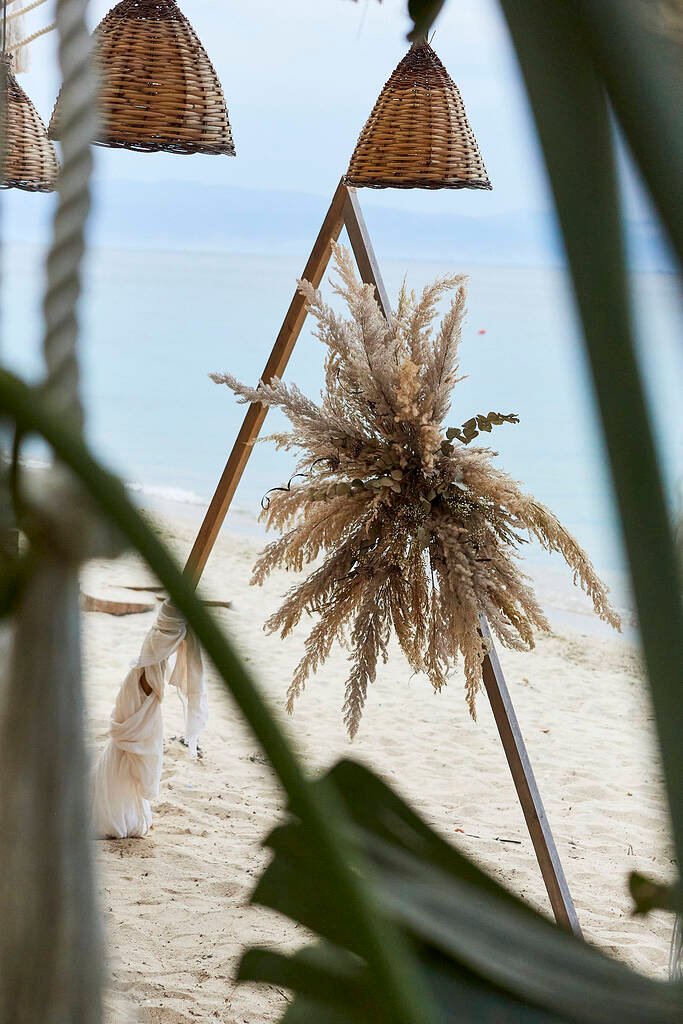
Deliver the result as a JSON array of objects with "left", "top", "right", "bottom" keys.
[
  {"left": 42, "top": 0, "right": 97, "bottom": 428},
  {"left": 0, "top": 6, "right": 102, "bottom": 1019}
]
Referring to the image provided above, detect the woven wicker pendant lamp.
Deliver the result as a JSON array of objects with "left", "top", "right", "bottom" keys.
[
  {"left": 345, "top": 40, "right": 490, "bottom": 190},
  {"left": 1, "top": 54, "right": 59, "bottom": 192},
  {"left": 49, "top": 0, "right": 235, "bottom": 156}
]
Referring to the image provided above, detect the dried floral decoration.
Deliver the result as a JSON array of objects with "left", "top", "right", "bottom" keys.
[{"left": 212, "top": 247, "right": 620, "bottom": 737}]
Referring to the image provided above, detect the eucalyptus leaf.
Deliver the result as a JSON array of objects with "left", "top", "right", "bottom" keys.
[{"left": 446, "top": 412, "right": 519, "bottom": 447}]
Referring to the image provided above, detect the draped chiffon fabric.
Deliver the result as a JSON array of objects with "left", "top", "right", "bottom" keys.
[{"left": 91, "top": 602, "right": 207, "bottom": 838}]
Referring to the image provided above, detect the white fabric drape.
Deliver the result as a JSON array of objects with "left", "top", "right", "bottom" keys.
[{"left": 91, "top": 601, "right": 207, "bottom": 839}]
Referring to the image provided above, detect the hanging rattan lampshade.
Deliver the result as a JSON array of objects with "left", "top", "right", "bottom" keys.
[
  {"left": 1, "top": 56, "right": 59, "bottom": 192},
  {"left": 345, "top": 41, "right": 491, "bottom": 190},
  {"left": 49, "top": 0, "right": 235, "bottom": 155}
]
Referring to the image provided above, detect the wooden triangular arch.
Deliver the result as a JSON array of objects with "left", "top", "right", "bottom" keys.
[{"left": 182, "top": 178, "right": 582, "bottom": 937}]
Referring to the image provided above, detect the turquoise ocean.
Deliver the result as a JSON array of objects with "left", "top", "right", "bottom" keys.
[{"left": 3, "top": 242, "right": 682, "bottom": 634}]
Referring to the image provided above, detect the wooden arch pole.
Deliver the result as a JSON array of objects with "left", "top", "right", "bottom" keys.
[
  {"left": 181, "top": 178, "right": 582, "bottom": 937},
  {"left": 184, "top": 178, "right": 349, "bottom": 583}
]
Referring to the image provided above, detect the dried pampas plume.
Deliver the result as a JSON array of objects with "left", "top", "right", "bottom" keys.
[{"left": 212, "top": 246, "right": 620, "bottom": 737}]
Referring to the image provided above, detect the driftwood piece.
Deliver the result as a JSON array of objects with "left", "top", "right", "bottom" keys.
[
  {"left": 124, "top": 585, "right": 232, "bottom": 609},
  {"left": 81, "top": 586, "right": 232, "bottom": 615},
  {"left": 81, "top": 591, "right": 155, "bottom": 616}
]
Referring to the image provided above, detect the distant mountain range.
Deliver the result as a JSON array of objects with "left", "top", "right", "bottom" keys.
[{"left": 3, "top": 179, "right": 675, "bottom": 272}]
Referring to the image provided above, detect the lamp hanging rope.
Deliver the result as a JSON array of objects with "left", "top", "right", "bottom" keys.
[
  {"left": 3, "top": 0, "right": 54, "bottom": 70},
  {"left": 3, "top": 0, "right": 26, "bottom": 71},
  {"left": 9, "top": 20, "right": 56, "bottom": 53},
  {"left": 49, "top": 0, "right": 235, "bottom": 155},
  {"left": 6, "top": 0, "right": 51, "bottom": 22},
  {"left": 345, "top": 40, "right": 491, "bottom": 190}
]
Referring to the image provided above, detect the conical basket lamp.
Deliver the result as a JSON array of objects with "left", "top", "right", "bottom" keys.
[
  {"left": 345, "top": 40, "right": 491, "bottom": 190},
  {"left": 1, "top": 55, "right": 59, "bottom": 192},
  {"left": 49, "top": 0, "right": 235, "bottom": 156}
]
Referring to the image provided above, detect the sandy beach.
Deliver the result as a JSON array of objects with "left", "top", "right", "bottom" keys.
[{"left": 80, "top": 513, "right": 675, "bottom": 1023}]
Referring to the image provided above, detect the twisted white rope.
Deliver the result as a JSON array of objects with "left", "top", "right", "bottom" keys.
[
  {"left": 7, "top": 0, "right": 50, "bottom": 23},
  {"left": 0, "top": 3, "right": 103, "bottom": 1019},
  {"left": 9, "top": 19, "right": 55, "bottom": 50},
  {"left": 4, "top": 4, "right": 28, "bottom": 70},
  {"left": 42, "top": 0, "right": 98, "bottom": 428}
]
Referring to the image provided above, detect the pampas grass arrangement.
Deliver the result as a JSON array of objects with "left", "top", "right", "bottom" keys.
[{"left": 212, "top": 246, "right": 620, "bottom": 737}]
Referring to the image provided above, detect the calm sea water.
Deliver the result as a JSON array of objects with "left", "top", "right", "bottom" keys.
[{"left": 3, "top": 243, "right": 682, "bottom": 627}]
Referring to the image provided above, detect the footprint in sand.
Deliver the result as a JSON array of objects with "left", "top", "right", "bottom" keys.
[
  {"left": 154, "top": 801, "right": 188, "bottom": 818},
  {"left": 101, "top": 838, "right": 156, "bottom": 859},
  {"left": 139, "top": 1005, "right": 195, "bottom": 1023}
]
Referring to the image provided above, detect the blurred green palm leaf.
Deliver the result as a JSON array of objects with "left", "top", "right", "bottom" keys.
[
  {"left": 575, "top": 0, "right": 683, "bottom": 266},
  {"left": 1, "top": 0, "right": 681, "bottom": 1019},
  {"left": 495, "top": 0, "right": 683, "bottom": 884},
  {"left": 239, "top": 761, "right": 682, "bottom": 1021},
  {"left": 239, "top": 3, "right": 683, "bottom": 1015}
]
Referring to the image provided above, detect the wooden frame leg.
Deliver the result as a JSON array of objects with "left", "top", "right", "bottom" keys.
[
  {"left": 186, "top": 179, "right": 372, "bottom": 582},
  {"left": 181, "top": 177, "right": 582, "bottom": 936},
  {"left": 479, "top": 617, "right": 582, "bottom": 936},
  {"left": 342, "top": 198, "right": 582, "bottom": 937}
]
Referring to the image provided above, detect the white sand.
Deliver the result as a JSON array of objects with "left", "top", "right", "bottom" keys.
[{"left": 80, "top": 516, "right": 676, "bottom": 1023}]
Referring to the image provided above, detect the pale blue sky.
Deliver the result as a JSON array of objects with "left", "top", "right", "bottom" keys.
[
  {"left": 4, "top": 0, "right": 680, "bottom": 565},
  {"left": 17, "top": 0, "right": 652, "bottom": 221},
  {"left": 17, "top": 0, "right": 553, "bottom": 216}
]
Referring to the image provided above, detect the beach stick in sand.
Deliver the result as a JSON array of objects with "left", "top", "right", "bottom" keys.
[{"left": 179, "top": 179, "right": 581, "bottom": 937}]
